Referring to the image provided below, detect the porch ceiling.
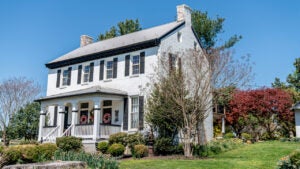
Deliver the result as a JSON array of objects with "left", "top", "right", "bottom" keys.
[{"left": 35, "top": 86, "right": 127, "bottom": 102}]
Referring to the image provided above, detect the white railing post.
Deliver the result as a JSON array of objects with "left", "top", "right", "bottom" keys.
[
  {"left": 93, "top": 99, "right": 101, "bottom": 141},
  {"left": 38, "top": 110, "right": 46, "bottom": 142}
]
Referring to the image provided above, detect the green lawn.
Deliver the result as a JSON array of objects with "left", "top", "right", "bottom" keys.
[{"left": 120, "top": 141, "right": 300, "bottom": 169}]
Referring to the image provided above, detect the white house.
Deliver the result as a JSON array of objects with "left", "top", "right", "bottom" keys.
[{"left": 36, "top": 4, "right": 213, "bottom": 145}]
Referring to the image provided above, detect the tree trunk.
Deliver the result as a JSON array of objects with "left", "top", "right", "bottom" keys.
[
  {"left": 2, "top": 128, "right": 9, "bottom": 146},
  {"left": 183, "top": 127, "right": 193, "bottom": 158}
]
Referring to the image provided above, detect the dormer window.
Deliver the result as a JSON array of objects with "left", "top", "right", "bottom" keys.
[{"left": 132, "top": 55, "right": 140, "bottom": 75}]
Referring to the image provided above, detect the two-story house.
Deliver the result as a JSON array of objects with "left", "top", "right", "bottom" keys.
[{"left": 36, "top": 4, "right": 213, "bottom": 146}]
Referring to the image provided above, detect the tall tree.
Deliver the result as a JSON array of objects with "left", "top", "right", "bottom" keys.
[
  {"left": 7, "top": 102, "right": 40, "bottom": 140},
  {"left": 147, "top": 48, "right": 212, "bottom": 157},
  {"left": 0, "top": 77, "right": 40, "bottom": 145},
  {"left": 97, "top": 19, "right": 141, "bottom": 41}
]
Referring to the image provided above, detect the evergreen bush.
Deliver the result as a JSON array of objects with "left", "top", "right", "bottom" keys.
[{"left": 56, "top": 136, "right": 82, "bottom": 152}]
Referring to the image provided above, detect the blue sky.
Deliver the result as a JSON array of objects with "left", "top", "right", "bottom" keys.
[{"left": 0, "top": 0, "right": 299, "bottom": 94}]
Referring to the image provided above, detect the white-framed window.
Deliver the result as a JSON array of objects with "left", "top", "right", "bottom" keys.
[
  {"left": 83, "top": 65, "right": 90, "bottom": 83},
  {"left": 132, "top": 55, "right": 140, "bottom": 75},
  {"left": 131, "top": 97, "right": 139, "bottom": 129},
  {"left": 79, "top": 102, "right": 93, "bottom": 124},
  {"left": 106, "top": 61, "right": 113, "bottom": 79},
  {"left": 62, "top": 69, "right": 69, "bottom": 86}
]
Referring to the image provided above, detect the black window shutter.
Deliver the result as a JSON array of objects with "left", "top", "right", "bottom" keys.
[
  {"left": 99, "top": 60, "right": 104, "bottom": 80},
  {"left": 113, "top": 58, "right": 118, "bottom": 78},
  {"left": 67, "top": 67, "right": 72, "bottom": 86},
  {"left": 123, "top": 98, "right": 128, "bottom": 131},
  {"left": 138, "top": 96, "right": 144, "bottom": 130},
  {"left": 125, "top": 55, "right": 130, "bottom": 76},
  {"left": 56, "top": 69, "right": 61, "bottom": 88},
  {"left": 140, "top": 51, "right": 145, "bottom": 74},
  {"left": 89, "top": 62, "right": 94, "bottom": 82},
  {"left": 54, "top": 106, "right": 58, "bottom": 126},
  {"left": 77, "top": 65, "right": 82, "bottom": 84}
]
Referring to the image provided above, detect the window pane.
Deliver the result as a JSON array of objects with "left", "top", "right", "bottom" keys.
[
  {"left": 131, "top": 97, "right": 139, "bottom": 128},
  {"left": 107, "top": 61, "right": 113, "bottom": 69},
  {"left": 81, "top": 103, "right": 89, "bottom": 109},
  {"left": 83, "top": 65, "right": 90, "bottom": 82},
  {"left": 62, "top": 70, "right": 68, "bottom": 86},
  {"left": 132, "top": 65, "right": 139, "bottom": 75},
  {"left": 132, "top": 55, "right": 139, "bottom": 64}
]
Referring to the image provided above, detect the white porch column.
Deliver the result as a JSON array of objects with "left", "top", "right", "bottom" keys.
[
  {"left": 221, "top": 116, "right": 225, "bottom": 134},
  {"left": 38, "top": 109, "right": 46, "bottom": 142},
  {"left": 57, "top": 105, "right": 65, "bottom": 137},
  {"left": 71, "top": 102, "right": 78, "bottom": 136},
  {"left": 93, "top": 98, "right": 101, "bottom": 141}
]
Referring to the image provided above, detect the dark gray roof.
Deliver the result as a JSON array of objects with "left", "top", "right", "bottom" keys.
[
  {"left": 35, "top": 86, "right": 127, "bottom": 102},
  {"left": 49, "top": 21, "right": 184, "bottom": 64}
]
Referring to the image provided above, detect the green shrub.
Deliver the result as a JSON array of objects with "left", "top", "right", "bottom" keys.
[
  {"left": 97, "top": 142, "right": 109, "bottom": 154},
  {"left": 209, "top": 144, "right": 222, "bottom": 154},
  {"left": 194, "top": 144, "right": 209, "bottom": 157},
  {"left": 108, "top": 143, "right": 125, "bottom": 157},
  {"left": 109, "top": 132, "right": 128, "bottom": 146},
  {"left": 54, "top": 149, "right": 119, "bottom": 169},
  {"left": 126, "top": 133, "right": 145, "bottom": 154},
  {"left": 241, "top": 133, "right": 251, "bottom": 140},
  {"left": 19, "top": 140, "right": 39, "bottom": 145},
  {"left": 154, "top": 137, "right": 174, "bottom": 155},
  {"left": 56, "top": 136, "right": 82, "bottom": 152},
  {"left": 0, "top": 145, "right": 4, "bottom": 154},
  {"left": 21, "top": 144, "right": 39, "bottom": 162},
  {"left": 224, "top": 133, "right": 235, "bottom": 139},
  {"left": 133, "top": 144, "right": 148, "bottom": 158},
  {"left": 36, "top": 143, "right": 57, "bottom": 161},
  {"left": 277, "top": 150, "right": 300, "bottom": 169},
  {"left": 174, "top": 143, "right": 184, "bottom": 155},
  {"left": 279, "top": 138, "right": 289, "bottom": 142},
  {"left": 290, "top": 137, "right": 300, "bottom": 142},
  {"left": 3, "top": 146, "right": 22, "bottom": 164}
]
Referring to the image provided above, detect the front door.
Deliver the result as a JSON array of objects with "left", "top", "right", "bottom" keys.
[
  {"left": 64, "top": 107, "right": 69, "bottom": 130},
  {"left": 102, "top": 108, "right": 112, "bottom": 125}
]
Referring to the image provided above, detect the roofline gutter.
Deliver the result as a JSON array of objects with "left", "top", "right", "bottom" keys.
[{"left": 35, "top": 91, "right": 127, "bottom": 102}]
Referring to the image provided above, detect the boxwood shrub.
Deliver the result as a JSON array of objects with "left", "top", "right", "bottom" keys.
[
  {"left": 56, "top": 136, "right": 82, "bottom": 152},
  {"left": 108, "top": 143, "right": 125, "bottom": 157},
  {"left": 133, "top": 144, "right": 148, "bottom": 158},
  {"left": 97, "top": 141, "right": 109, "bottom": 154}
]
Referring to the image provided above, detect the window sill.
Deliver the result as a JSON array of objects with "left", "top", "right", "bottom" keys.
[
  {"left": 104, "top": 79, "right": 112, "bottom": 82},
  {"left": 59, "top": 86, "right": 67, "bottom": 89},
  {"left": 130, "top": 74, "right": 139, "bottom": 78},
  {"left": 81, "top": 83, "right": 89, "bottom": 86}
]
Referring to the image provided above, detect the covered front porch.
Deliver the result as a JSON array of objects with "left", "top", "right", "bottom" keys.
[{"left": 36, "top": 86, "right": 127, "bottom": 143}]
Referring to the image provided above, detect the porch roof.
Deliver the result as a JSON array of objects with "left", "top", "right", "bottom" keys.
[{"left": 35, "top": 86, "right": 127, "bottom": 102}]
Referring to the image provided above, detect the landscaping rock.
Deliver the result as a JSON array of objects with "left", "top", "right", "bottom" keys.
[{"left": 3, "top": 161, "right": 87, "bottom": 169}]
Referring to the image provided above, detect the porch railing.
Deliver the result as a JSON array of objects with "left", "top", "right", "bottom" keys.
[
  {"left": 99, "top": 124, "right": 121, "bottom": 138},
  {"left": 42, "top": 125, "right": 60, "bottom": 143},
  {"left": 74, "top": 124, "right": 94, "bottom": 139},
  {"left": 61, "top": 124, "right": 74, "bottom": 137}
]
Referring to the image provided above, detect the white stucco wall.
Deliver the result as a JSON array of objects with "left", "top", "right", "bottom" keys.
[{"left": 46, "top": 47, "right": 158, "bottom": 97}]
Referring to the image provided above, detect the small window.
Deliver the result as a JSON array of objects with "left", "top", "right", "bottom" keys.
[
  {"left": 81, "top": 103, "right": 89, "bottom": 109},
  {"left": 131, "top": 97, "right": 139, "bottom": 128},
  {"left": 62, "top": 69, "right": 69, "bottom": 86},
  {"left": 132, "top": 55, "right": 140, "bottom": 75},
  {"left": 106, "top": 61, "right": 113, "bottom": 79},
  {"left": 177, "top": 32, "right": 182, "bottom": 42},
  {"left": 115, "top": 110, "right": 119, "bottom": 122},
  {"left": 83, "top": 65, "right": 90, "bottom": 83}
]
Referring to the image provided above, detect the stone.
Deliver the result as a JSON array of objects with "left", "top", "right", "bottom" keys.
[{"left": 3, "top": 161, "right": 87, "bottom": 169}]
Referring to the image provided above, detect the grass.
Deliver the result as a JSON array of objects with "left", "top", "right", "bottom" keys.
[{"left": 120, "top": 141, "right": 300, "bottom": 169}]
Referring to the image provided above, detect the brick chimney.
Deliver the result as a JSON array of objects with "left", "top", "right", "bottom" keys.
[
  {"left": 80, "top": 35, "right": 93, "bottom": 47},
  {"left": 177, "top": 4, "right": 192, "bottom": 26}
]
